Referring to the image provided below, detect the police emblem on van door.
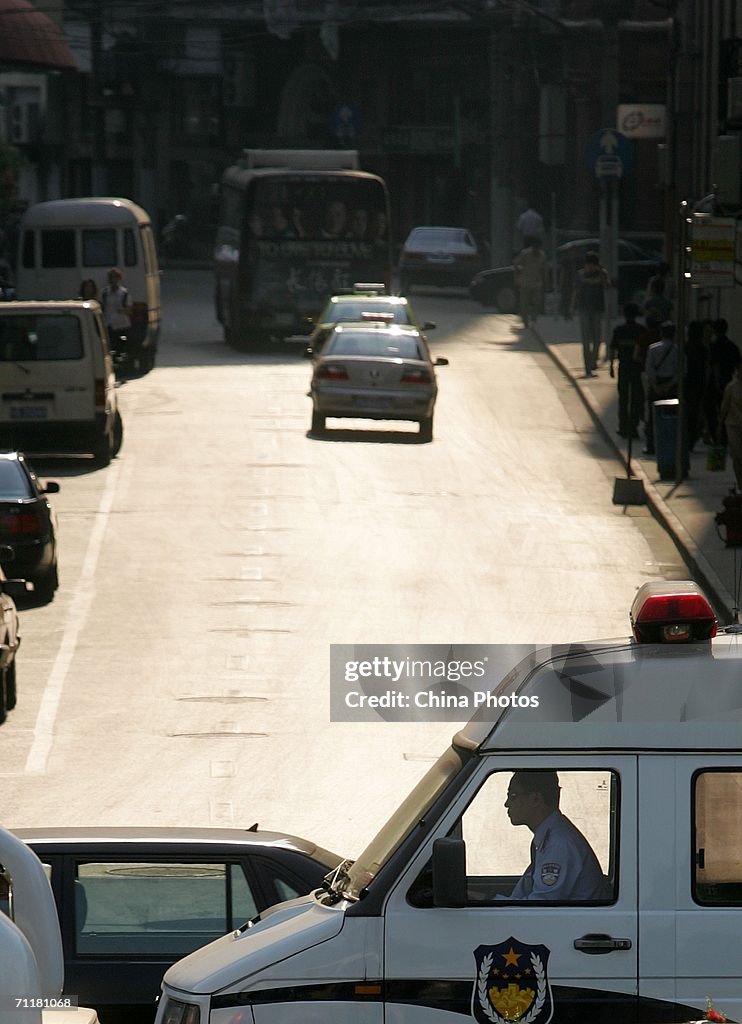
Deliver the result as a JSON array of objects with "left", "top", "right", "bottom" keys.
[{"left": 472, "top": 938, "right": 553, "bottom": 1024}]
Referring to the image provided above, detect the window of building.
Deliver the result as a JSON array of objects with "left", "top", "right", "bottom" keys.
[
  {"left": 174, "top": 78, "right": 221, "bottom": 141},
  {"left": 694, "top": 770, "right": 742, "bottom": 905}
]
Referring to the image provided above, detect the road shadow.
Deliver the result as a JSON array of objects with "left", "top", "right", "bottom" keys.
[{"left": 307, "top": 427, "right": 428, "bottom": 445}]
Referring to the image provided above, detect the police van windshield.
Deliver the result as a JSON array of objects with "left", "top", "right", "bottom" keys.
[{"left": 336, "top": 746, "right": 463, "bottom": 901}]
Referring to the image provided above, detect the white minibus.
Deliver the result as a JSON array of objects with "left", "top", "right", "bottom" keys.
[{"left": 16, "top": 198, "right": 161, "bottom": 373}]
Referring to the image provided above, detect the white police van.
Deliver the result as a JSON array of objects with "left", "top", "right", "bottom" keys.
[{"left": 156, "top": 582, "right": 742, "bottom": 1024}]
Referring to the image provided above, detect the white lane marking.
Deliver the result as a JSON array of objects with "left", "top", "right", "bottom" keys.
[{"left": 25, "top": 461, "right": 122, "bottom": 775}]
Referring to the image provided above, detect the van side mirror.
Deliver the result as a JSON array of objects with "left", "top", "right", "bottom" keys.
[
  {"left": 435, "top": 357, "right": 449, "bottom": 366},
  {"left": 43, "top": 482, "right": 60, "bottom": 494},
  {"left": 423, "top": 321, "right": 436, "bottom": 330},
  {"left": 432, "top": 837, "right": 467, "bottom": 907}
]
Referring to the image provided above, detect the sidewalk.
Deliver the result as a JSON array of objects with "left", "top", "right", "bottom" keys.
[{"left": 532, "top": 313, "right": 742, "bottom": 624}]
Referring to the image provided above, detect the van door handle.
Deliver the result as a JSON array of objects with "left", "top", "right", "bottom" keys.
[{"left": 574, "top": 933, "right": 632, "bottom": 954}]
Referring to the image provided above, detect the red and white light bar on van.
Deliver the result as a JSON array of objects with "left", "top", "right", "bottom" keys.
[{"left": 630, "top": 581, "right": 717, "bottom": 643}]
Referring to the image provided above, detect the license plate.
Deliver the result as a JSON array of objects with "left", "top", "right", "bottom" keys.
[
  {"left": 428, "top": 254, "right": 454, "bottom": 263},
  {"left": 9, "top": 405, "right": 48, "bottom": 420},
  {"left": 355, "top": 396, "right": 389, "bottom": 410}
]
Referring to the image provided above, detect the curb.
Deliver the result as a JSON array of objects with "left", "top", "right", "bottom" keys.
[{"left": 532, "top": 324, "right": 737, "bottom": 624}]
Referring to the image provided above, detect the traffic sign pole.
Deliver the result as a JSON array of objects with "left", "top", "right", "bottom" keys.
[{"left": 587, "top": 129, "right": 633, "bottom": 351}]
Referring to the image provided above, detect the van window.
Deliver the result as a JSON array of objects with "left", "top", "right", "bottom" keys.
[
  {"left": 0, "top": 314, "right": 83, "bottom": 361},
  {"left": 123, "top": 228, "right": 137, "bottom": 266},
  {"left": 419, "top": 769, "right": 617, "bottom": 905},
  {"left": 41, "top": 230, "right": 76, "bottom": 268},
  {"left": 82, "top": 229, "right": 117, "bottom": 267},
  {"left": 73, "top": 861, "right": 259, "bottom": 957},
  {"left": 21, "top": 230, "right": 35, "bottom": 269},
  {"left": 693, "top": 769, "right": 742, "bottom": 905}
]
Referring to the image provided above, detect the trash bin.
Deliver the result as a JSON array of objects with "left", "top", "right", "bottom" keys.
[{"left": 653, "top": 399, "right": 689, "bottom": 479}]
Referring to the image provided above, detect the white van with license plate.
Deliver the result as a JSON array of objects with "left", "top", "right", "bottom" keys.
[
  {"left": 0, "top": 300, "right": 123, "bottom": 466},
  {"left": 155, "top": 582, "right": 742, "bottom": 1024}
]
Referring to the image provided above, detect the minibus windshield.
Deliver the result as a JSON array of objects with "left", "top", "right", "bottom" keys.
[{"left": 335, "top": 746, "right": 464, "bottom": 901}]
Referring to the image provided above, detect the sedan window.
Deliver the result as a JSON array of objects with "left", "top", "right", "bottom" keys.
[
  {"left": 329, "top": 334, "right": 423, "bottom": 359},
  {"left": 0, "top": 460, "right": 33, "bottom": 499},
  {"left": 74, "top": 861, "right": 258, "bottom": 956}
]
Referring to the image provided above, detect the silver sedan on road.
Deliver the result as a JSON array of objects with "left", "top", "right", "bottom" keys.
[{"left": 308, "top": 322, "right": 448, "bottom": 441}]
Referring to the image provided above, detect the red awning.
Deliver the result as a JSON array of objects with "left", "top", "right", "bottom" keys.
[{"left": 0, "top": 0, "right": 77, "bottom": 71}]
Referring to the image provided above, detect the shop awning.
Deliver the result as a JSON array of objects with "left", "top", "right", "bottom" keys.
[{"left": 0, "top": 0, "right": 77, "bottom": 71}]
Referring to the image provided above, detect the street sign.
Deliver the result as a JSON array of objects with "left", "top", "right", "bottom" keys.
[
  {"left": 585, "top": 128, "right": 634, "bottom": 179},
  {"left": 595, "top": 154, "right": 623, "bottom": 178},
  {"left": 690, "top": 216, "right": 736, "bottom": 288}
]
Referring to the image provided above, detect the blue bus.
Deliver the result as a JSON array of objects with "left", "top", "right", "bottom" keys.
[{"left": 214, "top": 150, "right": 392, "bottom": 349}]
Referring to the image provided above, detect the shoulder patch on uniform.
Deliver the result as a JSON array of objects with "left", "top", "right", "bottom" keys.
[{"left": 541, "top": 863, "right": 560, "bottom": 886}]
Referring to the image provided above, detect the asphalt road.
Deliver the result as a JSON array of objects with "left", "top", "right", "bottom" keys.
[{"left": 4, "top": 271, "right": 687, "bottom": 858}]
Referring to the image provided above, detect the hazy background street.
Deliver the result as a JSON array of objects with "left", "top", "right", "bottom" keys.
[{"left": 3, "top": 270, "right": 685, "bottom": 857}]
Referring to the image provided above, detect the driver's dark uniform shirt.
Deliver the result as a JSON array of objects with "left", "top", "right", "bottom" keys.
[{"left": 508, "top": 811, "right": 608, "bottom": 901}]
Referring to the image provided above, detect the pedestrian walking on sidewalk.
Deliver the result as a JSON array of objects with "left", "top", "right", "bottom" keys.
[
  {"left": 705, "top": 318, "right": 741, "bottom": 444},
  {"left": 643, "top": 277, "right": 673, "bottom": 325},
  {"left": 514, "top": 238, "right": 547, "bottom": 328},
  {"left": 720, "top": 367, "right": 742, "bottom": 490},
  {"left": 572, "top": 251, "right": 609, "bottom": 377},
  {"left": 516, "top": 205, "right": 545, "bottom": 248},
  {"left": 644, "top": 322, "right": 678, "bottom": 456},
  {"left": 609, "top": 303, "right": 643, "bottom": 438}
]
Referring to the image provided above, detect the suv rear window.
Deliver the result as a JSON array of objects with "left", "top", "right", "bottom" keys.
[{"left": 0, "top": 314, "right": 83, "bottom": 361}]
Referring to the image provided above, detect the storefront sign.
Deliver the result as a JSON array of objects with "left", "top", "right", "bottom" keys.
[
  {"left": 690, "top": 216, "right": 736, "bottom": 287},
  {"left": 617, "top": 104, "right": 666, "bottom": 139}
]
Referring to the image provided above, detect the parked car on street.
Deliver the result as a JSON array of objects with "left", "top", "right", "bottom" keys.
[
  {"left": 469, "top": 237, "right": 664, "bottom": 313},
  {"left": 0, "top": 557, "right": 31, "bottom": 724},
  {"left": 14, "top": 825, "right": 343, "bottom": 1022},
  {"left": 0, "top": 300, "right": 123, "bottom": 466},
  {"left": 0, "top": 450, "right": 59, "bottom": 602},
  {"left": 307, "top": 284, "right": 436, "bottom": 354},
  {"left": 308, "top": 321, "right": 448, "bottom": 441},
  {"left": 398, "top": 226, "right": 483, "bottom": 293}
]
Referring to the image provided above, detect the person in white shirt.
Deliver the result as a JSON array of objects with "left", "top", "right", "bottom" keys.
[
  {"left": 99, "top": 266, "right": 130, "bottom": 363},
  {"left": 516, "top": 206, "right": 545, "bottom": 247}
]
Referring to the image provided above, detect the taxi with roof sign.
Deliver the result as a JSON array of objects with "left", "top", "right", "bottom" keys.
[
  {"left": 305, "top": 283, "right": 436, "bottom": 356},
  {"left": 155, "top": 580, "right": 742, "bottom": 1024}
]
